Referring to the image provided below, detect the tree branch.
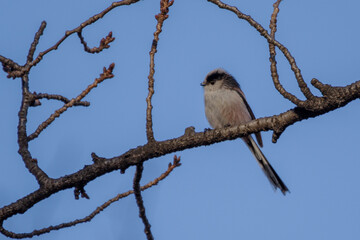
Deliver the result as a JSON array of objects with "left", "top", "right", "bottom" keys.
[
  {"left": 268, "top": 0, "right": 290, "bottom": 141},
  {"left": 0, "top": 0, "right": 139, "bottom": 81},
  {"left": 77, "top": 31, "right": 115, "bottom": 54},
  {"left": 2, "top": 79, "right": 359, "bottom": 225},
  {"left": 34, "top": 93, "right": 90, "bottom": 107},
  {"left": 207, "top": 0, "right": 315, "bottom": 104},
  {"left": 146, "top": 0, "right": 174, "bottom": 142},
  {"left": 27, "top": 63, "right": 115, "bottom": 142},
  {"left": 0, "top": 156, "right": 181, "bottom": 238},
  {"left": 1, "top": 0, "right": 360, "bottom": 238},
  {"left": 27, "top": 21, "right": 47, "bottom": 64},
  {"left": 133, "top": 163, "right": 154, "bottom": 240},
  {"left": 29, "top": 0, "right": 140, "bottom": 69},
  {"left": 18, "top": 73, "right": 51, "bottom": 187},
  {"left": 0, "top": 55, "right": 22, "bottom": 79},
  {"left": 268, "top": 0, "right": 298, "bottom": 104}
]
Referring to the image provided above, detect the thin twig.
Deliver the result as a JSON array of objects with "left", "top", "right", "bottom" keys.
[
  {"left": 146, "top": 0, "right": 174, "bottom": 142},
  {"left": 27, "top": 63, "right": 115, "bottom": 141},
  {"left": 27, "top": 21, "right": 47, "bottom": 63},
  {"left": 15, "top": 22, "right": 61, "bottom": 187},
  {"left": 0, "top": 20, "right": 46, "bottom": 79},
  {"left": 0, "top": 156, "right": 181, "bottom": 238},
  {"left": 1, "top": 78, "right": 360, "bottom": 225},
  {"left": 0, "top": 56, "right": 22, "bottom": 78},
  {"left": 29, "top": 0, "right": 140, "bottom": 68},
  {"left": 207, "top": 0, "right": 314, "bottom": 103},
  {"left": 35, "top": 93, "right": 90, "bottom": 106},
  {"left": 133, "top": 163, "right": 154, "bottom": 240},
  {"left": 268, "top": 0, "right": 295, "bottom": 141},
  {"left": 268, "top": 0, "right": 301, "bottom": 105},
  {"left": 1, "top": 1, "right": 138, "bottom": 80},
  {"left": 78, "top": 31, "right": 115, "bottom": 54}
]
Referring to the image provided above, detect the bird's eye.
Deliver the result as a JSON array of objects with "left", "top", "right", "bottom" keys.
[{"left": 210, "top": 81, "right": 215, "bottom": 85}]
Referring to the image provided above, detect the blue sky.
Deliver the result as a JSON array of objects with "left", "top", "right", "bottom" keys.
[{"left": 1, "top": 0, "right": 360, "bottom": 239}]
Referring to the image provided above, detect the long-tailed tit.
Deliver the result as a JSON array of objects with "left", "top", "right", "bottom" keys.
[{"left": 201, "top": 68, "right": 289, "bottom": 195}]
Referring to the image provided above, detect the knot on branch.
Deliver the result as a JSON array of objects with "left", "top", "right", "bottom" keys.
[
  {"left": 74, "top": 185, "right": 90, "bottom": 200},
  {"left": 91, "top": 152, "right": 106, "bottom": 164},
  {"left": 311, "top": 78, "right": 333, "bottom": 96},
  {"left": 28, "top": 92, "right": 42, "bottom": 107},
  {"left": 311, "top": 78, "right": 346, "bottom": 100},
  {"left": 29, "top": 99, "right": 42, "bottom": 107},
  {"left": 2, "top": 64, "right": 26, "bottom": 79},
  {"left": 271, "top": 118, "right": 285, "bottom": 143},
  {"left": 184, "top": 126, "right": 195, "bottom": 136}
]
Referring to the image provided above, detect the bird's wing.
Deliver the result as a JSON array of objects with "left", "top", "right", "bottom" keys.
[{"left": 234, "top": 87, "right": 263, "bottom": 148}]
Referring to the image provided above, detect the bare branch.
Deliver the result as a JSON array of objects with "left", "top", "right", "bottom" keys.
[
  {"left": 1, "top": 1, "right": 360, "bottom": 238},
  {"left": 0, "top": 20, "right": 47, "bottom": 79},
  {"left": 268, "top": 0, "right": 296, "bottom": 141},
  {"left": 27, "top": 21, "right": 47, "bottom": 63},
  {"left": 78, "top": 31, "right": 115, "bottom": 54},
  {"left": 1, "top": 1, "right": 136, "bottom": 80},
  {"left": 268, "top": 0, "right": 303, "bottom": 107},
  {"left": 0, "top": 156, "right": 181, "bottom": 238},
  {"left": 0, "top": 55, "right": 23, "bottom": 79},
  {"left": 146, "top": 0, "right": 174, "bottom": 142},
  {"left": 133, "top": 163, "right": 154, "bottom": 240},
  {"left": 207, "top": 0, "right": 315, "bottom": 103},
  {"left": 27, "top": 63, "right": 115, "bottom": 141},
  {"left": 18, "top": 73, "right": 51, "bottom": 186},
  {"left": 34, "top": 93, "right": 90, "bottom": 106},
  {"left": 1, "top": 79, "right": 359, "bottom": 231},
  {"left": 29, "top": 0, "right": 140, "bottom": 68}
]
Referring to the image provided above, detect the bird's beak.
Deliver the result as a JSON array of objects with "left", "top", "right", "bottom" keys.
[{"left": 200, "top": 81, "right": 206, "bottom": 87}]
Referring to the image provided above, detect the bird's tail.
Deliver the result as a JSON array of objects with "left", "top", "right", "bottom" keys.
[{"left": 243, "top": 136, "right": 289, "bottom": 195}]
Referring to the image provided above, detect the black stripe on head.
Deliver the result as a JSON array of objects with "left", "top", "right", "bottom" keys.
[
  {"left": 206, "top": 69, "right": 240, "bottom": 88},
  {"left": 206, "top": 71, "right": 224, "bottom": 84}
]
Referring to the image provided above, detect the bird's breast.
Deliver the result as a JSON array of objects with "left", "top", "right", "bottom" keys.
[{"left": 204, "top": 88, "right": 252, "bottom": 128}]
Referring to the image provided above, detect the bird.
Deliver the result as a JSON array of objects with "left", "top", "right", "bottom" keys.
[{"left": 201, "top": 68, "right": 289, "bottom": 195}]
